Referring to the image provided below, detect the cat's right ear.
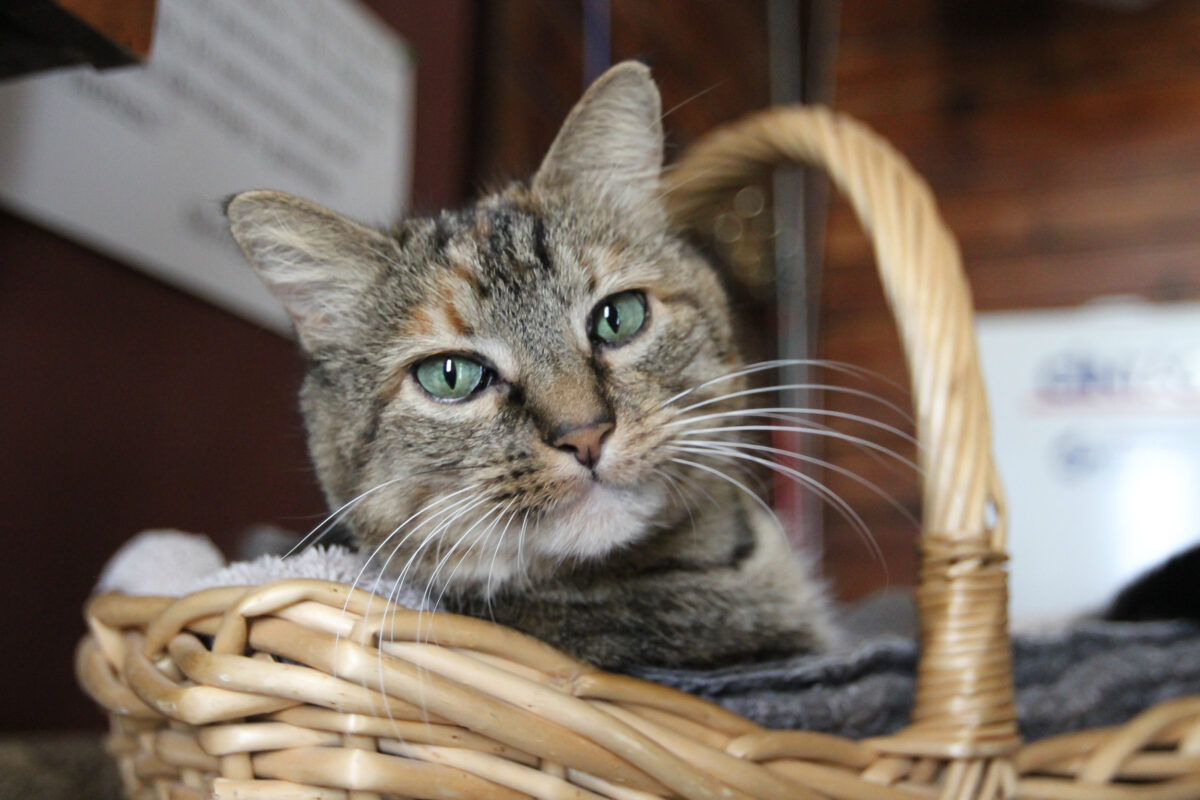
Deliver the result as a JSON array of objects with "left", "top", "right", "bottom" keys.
[{"left": 226, "top": 190, "right": 390, "bottom": 350}]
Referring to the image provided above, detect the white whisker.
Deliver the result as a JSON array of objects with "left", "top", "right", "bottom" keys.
[
  {"left": 675, "top": 437, "right": 917, "bottom": 527},
  {"left": 332, "top": 484, "right": 483, "bottom": 660},
  {"left": 653, "top": 466, "right": 699, "bottom": 538},
  {"left": 353, "top": 487, "right": 484, "bottom": 608},
  {"left": 722, "top": 410, "right": 917, "bottom": 479},
  {"left": 326, "top": 484, "right": 484, "bottom": 729},
  {"left": 668, "top": 456, "right": 776, "bottom": 519},
  {"left": 675, "top": 418, "right": 920, "bottom": 450},
  {"left": 286, "top": 475, "right": 409, "bottom": 557},
  {"left": 671, "top": 382, "right": 914, "bottom": 422},
  {"left": 673, "top": 442, "right": 885, "bottom": 567},
  {"left": 660, "top": 80, "right": 724, "bottom": 122},
  {"left": 485, "top": 504, "right": 521, "bottom": 615},
  {"left": 380, "top": 494, "right": 489, "bottom": 609},
  {"left": 419, "top": 501, "right": 506, "bottom": 614},
  {"left": 657, "top": 358, "right": 907, "bottom": 411},
  {"left": 435, "top": 496, "right": 518, "bottom": 613},
  {"left": 514, "top": 508, "right": 532, "bottom": 593}
]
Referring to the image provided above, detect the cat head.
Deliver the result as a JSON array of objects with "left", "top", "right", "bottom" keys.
[{"left": 228, "top": 62, "right": 747, "bottom": 590}]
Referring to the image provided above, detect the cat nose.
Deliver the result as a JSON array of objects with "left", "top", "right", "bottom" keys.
[{"left": 552, "top": 420, "right": 614, "bottom": 468}]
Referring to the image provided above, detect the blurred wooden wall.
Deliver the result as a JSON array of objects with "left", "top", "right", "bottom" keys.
[{"left": 820, "top": 0, "right": 1200, "bottom": 599}]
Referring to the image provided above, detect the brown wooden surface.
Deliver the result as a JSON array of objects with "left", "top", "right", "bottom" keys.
[
  {"left": 819, "top": 0, "right": 1200, "bottom": 600},
  {"left": 0, "top": 1, "right": 476, "bottom": 733}
]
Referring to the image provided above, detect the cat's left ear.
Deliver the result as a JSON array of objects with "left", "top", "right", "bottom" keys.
[{"left": 532, "top": 61, "right": 664, "bottom": 220}]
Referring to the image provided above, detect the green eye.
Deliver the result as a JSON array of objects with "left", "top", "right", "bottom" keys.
[
  {"left": 415, "top": 355, "right": 486, "bottom": 400},
  {"left": 590, "top": 291, "right": 647, "bottom": 345}
]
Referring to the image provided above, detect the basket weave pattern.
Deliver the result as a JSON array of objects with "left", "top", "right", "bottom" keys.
[{"left": 78, "top": 107, "right": 1200, "bottom": 800}]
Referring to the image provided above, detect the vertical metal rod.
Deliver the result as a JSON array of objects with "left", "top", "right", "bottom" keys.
[
  {"left": 582, "top": 0, "right": 612, "bottom": 87},
  {"left": 768, "top": 0, "right": 813, "bottom": 553},
  {"left": 768, "top": 0, "right": 839, "bottom": 556}
]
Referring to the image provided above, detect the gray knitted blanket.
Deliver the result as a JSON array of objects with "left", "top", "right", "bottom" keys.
[{"left": 633, "top": 621, "right": 1200, "bottom": 740}]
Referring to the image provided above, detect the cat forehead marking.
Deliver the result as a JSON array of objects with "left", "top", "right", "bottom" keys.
[{"left": 395, "top": 269, "right": 476, "bottom": 341}]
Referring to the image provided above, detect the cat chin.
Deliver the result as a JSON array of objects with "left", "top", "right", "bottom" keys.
[
  {"left": 412, "top": 482, "right": 667, "bottom": 596},
  {"left": 530, "top": 481, "right": 667, "bottom": 562}
]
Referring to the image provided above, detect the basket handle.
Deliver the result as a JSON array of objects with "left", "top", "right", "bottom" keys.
[{"left": 665, "top": 106, "right": 1018, "bottom": 759}]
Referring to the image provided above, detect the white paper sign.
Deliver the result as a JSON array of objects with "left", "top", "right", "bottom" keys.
[
  {"left": 976, "top": 301, "right": 1200, "bottom": 625},
  {"left": 0, "top": 0, "right": 414, "bottom": 333}
]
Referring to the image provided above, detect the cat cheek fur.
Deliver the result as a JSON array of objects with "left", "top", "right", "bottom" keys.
[{"left": 227, "top": 60, "right": 834, "bottom": 668}]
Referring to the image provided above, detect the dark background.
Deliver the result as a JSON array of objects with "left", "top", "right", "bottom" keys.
[{"left": 4, "top": 0, "right": 1200, "bottom": 732}]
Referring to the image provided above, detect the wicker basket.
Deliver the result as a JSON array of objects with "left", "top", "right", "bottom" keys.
[{"left": 77, "top": 107, "right": 1200, "bottom": 800}]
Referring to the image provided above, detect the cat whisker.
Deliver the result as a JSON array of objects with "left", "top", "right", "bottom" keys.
[
  {"left": 668, "top": 456, "right": 776, "bottom": 519},
  {"left": 674, "top": 437, "right": 918, "bottom": 527},
  {"left": 408, "top": 462, "right": 492, "bottom": 478},
  {"left": 428, "top": 500, "right": 518, "bottom": 629},
  {"left": 354, "top": 491, "right": 487, "bottom": 679},
  {"left": 669, "top": 466, "right": 724, "bottom": 512},
  {"left": 660, "top": 79, "right": 725, "bottom": 123},
  {"left": 327, "top": 485, "right": 484, "bottom": 727},
  {"left": 419, "top": 501, "right": 507, "bottom": 614},
  {"left": 672, "top": 409, "right": 922, "bottom": 474},
  {"left": 335, "top": 498, "right": 486, "bottom": 724},
  {"left": 412, "top": 501, "right": 513, "bottom": 655},
  {"left": 667, "top": 455, "right": 804, "bottom": 567},
  {"left": 286, "top": 475, "right": 410, "bottom": 557},
  {"left": 332, "top": 485, "right": 483, "bottom": 657},
  {"left": 671, "top": 381, "right": 914, "bottom": 423},
  {"left": 654, "top": 467, "right": 689, "bottom": 512},
  {"left": 675, "top": 418, "right": 921, "bottom": 453},
  {"left": 712, "top": 410, "right": 919, "bottom": 480},
  {"left": 684, "top": 443, "right": 767, "bottom": 497},
  {"left": 354, "top": 487, "right": 486, "bottom": 608},
  {"left": 514, "top": 508, "right": 531, "bottom": 593},
  {"left": 671, "top": 442, "right": 886, "bottom": 568},
  {"left": 657, "top": 358, "right": 908, "bottom": 411},
  {"left": 651, "top": 467, "right": 696, "bottom": 536},
  {"left": 485, "top": 504, "right": 522, "bottom": 619},
  {"left": 435, "top": 496, "right": 519, "bottom": 615},
  {"left": 379, "top": 494, "right": 490, "bottom": 613}
]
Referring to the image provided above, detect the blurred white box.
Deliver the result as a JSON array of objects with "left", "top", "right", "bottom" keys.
[{"left": 977, "top": 300, "right": 1200, "bottom": 625}]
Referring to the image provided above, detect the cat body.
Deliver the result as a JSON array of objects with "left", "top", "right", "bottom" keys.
[{"left": 228, "top": 62, "right": 833, "bottom": 669}]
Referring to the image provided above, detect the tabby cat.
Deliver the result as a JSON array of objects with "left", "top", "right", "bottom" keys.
[{"left": 227, "top": 62, "right": 833, "bottom": 669}]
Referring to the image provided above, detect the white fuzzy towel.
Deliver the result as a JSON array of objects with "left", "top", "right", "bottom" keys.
[{"left": 95, "top": 529, "right": 430, "bottom": 609}]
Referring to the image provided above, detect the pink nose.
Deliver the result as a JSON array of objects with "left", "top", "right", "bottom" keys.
[{"left": 553, "top": 421, "right": 614, "bottom": 468}]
